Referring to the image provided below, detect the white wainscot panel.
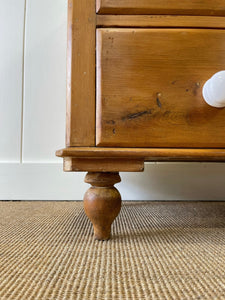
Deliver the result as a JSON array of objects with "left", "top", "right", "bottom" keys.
[
  {"left": 0, "top": 0, "right": 25, "bottom": 162},
  {"left": 23, "top": 0, "right": 67, "bottom": 162}
]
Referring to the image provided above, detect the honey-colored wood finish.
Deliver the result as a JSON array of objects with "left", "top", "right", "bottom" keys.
[
  {"left": 63, "top": 157, "right": 144, "bottom": 172},
  {"left": 84, "top": 172, "right": 122, "bottom": 240},
  {"left": 56, "top": 147, "right": 225, "bottom": 162},
  {"left": 97, "top": 28, "right": 225, "bottom": 148},
  {"left": 97, "top": 15, "right": 225, "bottom": 29},
  {"left": 57, "top": 1, "right": 225, "bottom": 240},
  {"left": 97, "top": 0, "right": 225, "bottom": 16},
  {"left": 66, "top": 0, "right": 96, "bottom": 146}
]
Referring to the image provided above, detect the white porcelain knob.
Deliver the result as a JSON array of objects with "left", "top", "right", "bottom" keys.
[{"left": 202, "top": 71, "right": 225, "bottom": 108}]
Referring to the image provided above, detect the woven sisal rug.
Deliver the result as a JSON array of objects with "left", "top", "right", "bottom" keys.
[{"left": 0, "top": 201, "right": 225, "bottom": 299}]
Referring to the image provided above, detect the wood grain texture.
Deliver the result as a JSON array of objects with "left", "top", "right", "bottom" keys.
[
  {"left": 96, "top": 28, "right": 225, "bottom": 148},
  {"left": 64, "top": 157, "right": 144, "bottom": 172},
  {"left": 84, "top": 172, "right": 121, "bottom": 240},
  {"left": 66, "top": 0, "right": 96, "bottom": 146},
  {"left": 97, "top": 15, "right": 225, "bottom": 29},
  {"left": 56, "top": 148, "right": 225, "bottom": 162},
  {"left": 97, "top": 0, "right": 225, "bottom": 16}
]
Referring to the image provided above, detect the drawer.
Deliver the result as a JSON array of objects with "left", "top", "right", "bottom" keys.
[
  {"left": 96, "top": 28, "right": 225, "bottom": 148},
  {"left": 97, "top": 0, "right": 225, "bottom": 16}
]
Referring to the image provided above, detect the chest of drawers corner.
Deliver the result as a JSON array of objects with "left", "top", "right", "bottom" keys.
[{"left": 56, "top": 0, "right": 225, "bottom": 240}]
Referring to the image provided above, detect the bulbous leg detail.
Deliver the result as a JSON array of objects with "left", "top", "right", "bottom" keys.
[{"left": 83, "top": 172, "right": 122, "bottom": 240}]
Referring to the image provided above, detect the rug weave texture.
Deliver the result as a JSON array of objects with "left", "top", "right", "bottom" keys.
[{"left": 0, "top": 201, "right": 225, "bottom": 300}]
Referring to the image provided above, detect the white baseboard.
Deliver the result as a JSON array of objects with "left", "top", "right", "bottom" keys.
[
  {"left": 0, "top": 162, "right": 225, "bottom": 200},
  {"left": 0, "top": 163, "right": 86, "bottom": 200}
]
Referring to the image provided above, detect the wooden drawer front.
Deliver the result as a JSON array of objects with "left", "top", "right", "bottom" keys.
[
  {"left": 97, "top": 0, "right": 225, "bottom": 16},
  {"left": 96, "top": 29, "right": 225, "bottom": 148}
]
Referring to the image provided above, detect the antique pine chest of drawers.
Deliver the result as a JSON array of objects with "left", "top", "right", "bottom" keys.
[{"left": 56, "top": 0, "right": 225, "bottom": 240}]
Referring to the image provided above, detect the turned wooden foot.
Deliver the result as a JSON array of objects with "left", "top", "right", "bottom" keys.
[{"left": 84, "top": 172, "right": 122, "bottom": 240}]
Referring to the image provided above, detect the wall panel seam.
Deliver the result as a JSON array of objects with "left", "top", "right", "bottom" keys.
[{"left": 20, "top": 0, "right": 27, "bottom": 164}]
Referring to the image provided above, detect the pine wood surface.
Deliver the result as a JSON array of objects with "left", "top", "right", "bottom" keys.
[
  {"left": 66, "top": 0, "right": 96, "bottom": 146},
  {"left": 96, "top": 28, "right": 225, "bottom": 148},
  {"left": 63, "top": 157, "right": 144, "bottom": 172},
  {"left": 56, "top": 147, "right": 225, "bottom": 162},
  {"left": 97, "top": 15, "right": 225, "bottom": 29},
  {"left": 55, "top": 0, "right": 225, "bottom": 242},
  {"left": 97, "top": 0, "right": 225, "bottom": 16},
  {"left": 84, "top": 172, "right": 122, "bottom": 240}
]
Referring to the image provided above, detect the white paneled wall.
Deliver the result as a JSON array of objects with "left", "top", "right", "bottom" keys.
[
  {"left": 0, "top": 0, "right": 25, "bottom": 162},
  {"left": 23, "top": 0, "right": 67, "bottom": 162},
  {"left": 0, "top": 0, "right": 225, "bottom": 200}
]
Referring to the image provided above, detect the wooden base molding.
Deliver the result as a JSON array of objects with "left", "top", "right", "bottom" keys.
[
  {"left": 56, "top": 147, "right": 225, "bottom": 162},
  {"left": 63, "top": 157, "right": 144, "bottom": 172},
  {"left": 84, "top": 172, "right": 122, "bottom": 240}
]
